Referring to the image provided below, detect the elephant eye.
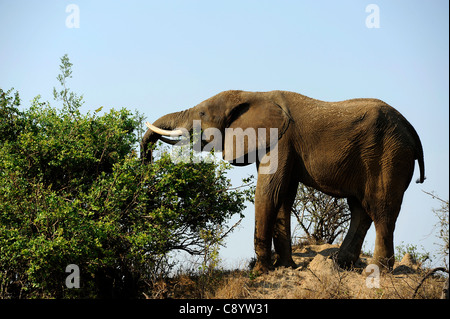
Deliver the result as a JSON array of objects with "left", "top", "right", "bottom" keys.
[{"left": 199, "top": 111, "right": 206, "bottom": 117}]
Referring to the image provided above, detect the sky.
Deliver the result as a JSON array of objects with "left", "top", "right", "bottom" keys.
[{"left": 1, "top": 0, "right": 448, "bottom": 267}]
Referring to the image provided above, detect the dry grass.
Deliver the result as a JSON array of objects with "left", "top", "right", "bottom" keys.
[{"left": 150, "top": 244, "right": 447, "bottom": 299}]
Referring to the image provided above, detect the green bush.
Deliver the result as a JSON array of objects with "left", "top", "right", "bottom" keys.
[{"left": 0, "top": 56, "right": 248, "bottom": 298}]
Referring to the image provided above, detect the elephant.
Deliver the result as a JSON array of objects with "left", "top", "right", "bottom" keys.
[{"left": 141, "top": 90, "right": 425, "bottom": 273}]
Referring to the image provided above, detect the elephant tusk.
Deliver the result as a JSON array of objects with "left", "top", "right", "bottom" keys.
[
  {"left": 145, "top": 122, "right": 184, "bottom": 136},
  {"left": 159, "top": 135, "right": 190, "bottom": 146}
]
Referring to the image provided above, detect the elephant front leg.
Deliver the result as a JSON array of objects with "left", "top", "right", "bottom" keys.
[
  {"left": 253, "top": 190, "right": 277, "bottom": 274},
  {"left": 273, "top": 179, "right": 298, "bottom": 268},
  {"left": 253, "top": 159, "right": 297, "bottom": 272},
  {"left": 273, "top": 206, "right": 297, "bottom": 268}
]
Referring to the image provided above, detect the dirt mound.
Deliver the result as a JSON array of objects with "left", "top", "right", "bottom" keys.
[{"left": 214, "top": 244, "right": 446, "bottom": 299}]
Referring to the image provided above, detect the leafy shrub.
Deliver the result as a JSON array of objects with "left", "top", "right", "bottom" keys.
[{"left": 0, "top": 56, "right": 248, "bottom": 298}]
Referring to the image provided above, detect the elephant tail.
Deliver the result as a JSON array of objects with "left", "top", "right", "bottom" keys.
[
  {"left": 416, "top": 153, "right": 425, "bottom": 184},
  {"left": 411, "top": 126, "right": 426, "bottom": 184},
  {"left": 399, "top": 111, "right": 425, "bottom": 184}
]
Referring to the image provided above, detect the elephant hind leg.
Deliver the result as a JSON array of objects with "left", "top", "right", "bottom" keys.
[
  {"left": 364, "top": 193, "right": 403, "bottom": 270},
  {"left": 370, "top": 202, "right": 402, "bottom": 270},
  {"left": 372, "top": 220, "right": 397, "bottom": 270},
  {"left": 337, "top": 197, "right": 372, "bottom": 269},
  {"left": 365, "top": 149, "right": 413, "bottom": 269}
]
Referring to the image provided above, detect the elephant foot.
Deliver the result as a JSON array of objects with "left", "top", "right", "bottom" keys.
[
  {"left": 336, "top": 249, "right": 359, "bottom": 269},
  {"left": 370, "top": 255, "right": 395, "bottom": 271},
  {"left": 274, "top": 257, "right": 297, "bottom": 269},
  {"left": 372, "top": 240, "right": 395, "bottom": 271},
  {"left": 252, "top": 260, "right": 274, "bottom": 274}
]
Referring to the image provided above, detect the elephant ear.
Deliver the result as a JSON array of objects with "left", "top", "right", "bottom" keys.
[{"left": 223, "top": 99, "right": 291, "bottom": 165}]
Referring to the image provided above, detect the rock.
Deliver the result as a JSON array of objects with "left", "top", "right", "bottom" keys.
[
  {"left": 400, "top": 253, "right": 416, "bottom": 267},
  {"left": 394, "top": 253, "right": 419, "bottom": 274},
  {"left": 308, "top": 254, "right": 337, "bottom": 276},
  {"left": 293, "top": 244, "right": 336, "bottom": 271}
]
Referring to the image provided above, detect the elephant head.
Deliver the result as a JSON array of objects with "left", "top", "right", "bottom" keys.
[{"left": 141, "top": 90, "right": 292, "bottom": 169}]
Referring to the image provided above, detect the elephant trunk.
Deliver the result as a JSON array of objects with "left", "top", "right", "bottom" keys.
[{"left": 140, "top": 108, "right": 194, "bottom": 162}]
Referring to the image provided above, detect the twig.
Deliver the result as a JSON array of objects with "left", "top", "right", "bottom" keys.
[
  {"left": 412, "top": 267, "right": 448, "bottom": 299},
  {"left": 388, "top": 272, "right": 404, "bottom": 299},
  {"left": 307, "top": 267, "right": 322, "bottom": 284},
  {"left": 219, "top": 218, "right": 243, "bottom": 242},
  {"left": 422, "top": 190, "right": 448, "bottom": 204}
]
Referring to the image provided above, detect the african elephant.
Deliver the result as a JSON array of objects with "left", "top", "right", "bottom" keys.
[{"left": 141, "top": 90, "right": 425, "bottom": 273}]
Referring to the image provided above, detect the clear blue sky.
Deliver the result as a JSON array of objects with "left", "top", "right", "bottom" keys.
[{"left": 1, "top": 1, "right": 448, "bottom": 267}]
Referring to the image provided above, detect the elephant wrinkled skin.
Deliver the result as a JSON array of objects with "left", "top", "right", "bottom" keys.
[{"left": 141, "top": 90, "right": 425, "bottom": 273}]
